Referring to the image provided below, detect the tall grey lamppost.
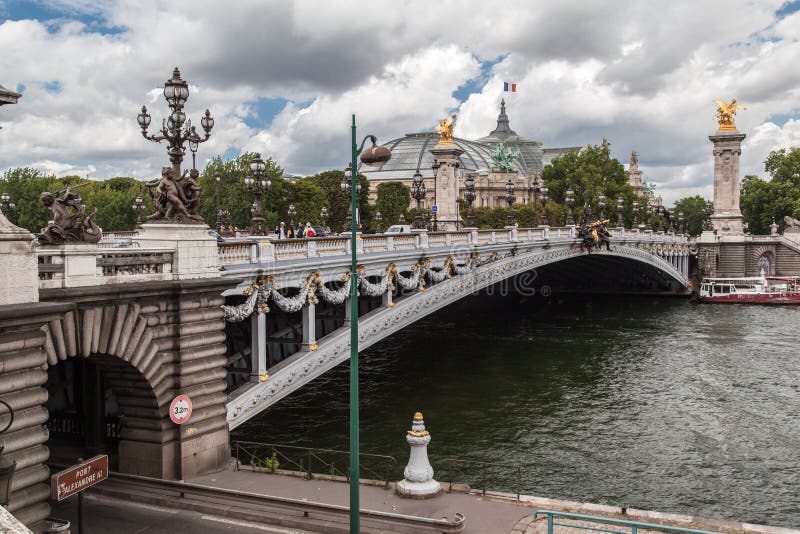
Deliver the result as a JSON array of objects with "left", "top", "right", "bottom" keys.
[
  {"left": 411, "top": 170, "right": 427, "bottom": 230},
  {"left": 617, "top": 197, "right": 625, "bottom": 228},
  {"left": 244, "top": 154, "right": 270, "bottom": 236},
  {"left": 505, "top": 178, "right": 516, "bottom": 227},
  {"left": 346, "top": 115, "right": 391, "bottom": 533},
  {"left": 287, "top": 203, "right": 297, "bottom": 228},
  {"left": 214, "top": 171, "right": 224, "bottom": 233},
  {"left": 320, "top": 207, "right": 329, "bottom": 233},
  {"left": 341, "top": 164, "right": 363, "bottom": 232},
  {"left": 678, "top": 211, "right": 685, "bottom": 234},
  {"left": 374, "top": 211, "right": 383, "bottom": 233},
  {"left": 132, "top": 196, "right": 146, "bottom": 227},
  {"left": 598, "top": 193, "right": 606, "bottom": 220},
  {"left": 137, "top": 67, "right": 214, "bottom": 179},
  {"left": 463, "top": 172, "right": 476, "bottom": 228},
  {"left": 565, "top": 188, "right": 575, "bottom": 225},
  {"left": 0, "top": 192, "right": 14, "bottom": 215},
  {"left": 632, "top": 201, "right": 639, "bottom": 229},
  {"left": 538, "top": 185, "right": 549, "bottom": 226}
]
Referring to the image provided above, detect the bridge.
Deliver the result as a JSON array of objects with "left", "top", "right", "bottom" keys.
[{"left": 0, "top": 221, "right": 691, "bottom": 526}]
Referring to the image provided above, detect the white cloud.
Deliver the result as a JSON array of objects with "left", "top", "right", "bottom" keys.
[{"left": 0, "top": 0, "right": 798, "bottom": 207}]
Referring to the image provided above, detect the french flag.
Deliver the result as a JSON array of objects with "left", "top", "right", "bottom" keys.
[{"left": 503, "top": 82, "right": 517, "bottom": 92}]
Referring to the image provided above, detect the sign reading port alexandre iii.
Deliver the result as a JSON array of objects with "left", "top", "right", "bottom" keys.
[{"left": 51, "top": 455, "right": 108, "bottom": 501}]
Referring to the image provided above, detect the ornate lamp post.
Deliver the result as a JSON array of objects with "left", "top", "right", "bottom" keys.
[
  {"left": 320, "top": 207, "right": 329, "bottom": 234},
  {"left": 657, "top": 206, "right": 665, "bottom": 232},
  {"left": 132, "top": 196, "right": 146, "bottom": 227},
  {"left": 341, "top": 163, "right": 363, "bottom": 232},
  {"left": 538, "top": 185, "right": 549, "bottom": 226},
  {"left": 632, "top": 201, "right": 639, "bottom": 229},
  {"left": 678, "top": 211, "right": 685, "bottom": 234},
  {"left": 214, "top": 171, "right": 224, "bottom": 233},
  {"left": 374, "top": 211, "right": 383, "bottom": 233},
  {"left": 565, "top": 188, "right": 575, "bottom": 225},
  {"left": 137, "top": 67, "right": 214, "bottom": 179},
  {"left": 244, "top": 154, "right": 270, "bottom": 236},
  {"left": 287, "top": 204, "right": 297, "bottom": 228},
  {"left": 345, "top": 115, "right": 391, "bottom": 532},
  {"left": 0, "top": 400, "right": 16, "bottom": 507},
  {"left": 504, "top": 178, "right": 516, "bottom": 227},
  {"left": 398, "top": 213, "right": 406, "bottom": 224},
  {"left": 598, "top": 193, "right": 606, "bottom": 220},
  {"left": 616, "top": 197, "right": 624, "bottom": 228},
  {"left": 411, "top": 170, "right": 427, "bottom": 230},
  {"left": 463, "top": 173, "right": 476, "bottom": 228},
  {"left": 0, "top": 192, "right": 14, "bottom": 215}
]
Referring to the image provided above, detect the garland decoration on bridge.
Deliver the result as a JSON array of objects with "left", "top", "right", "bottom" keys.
[{"left": 221, "top": 253, "right": 488, "bottom": 322}]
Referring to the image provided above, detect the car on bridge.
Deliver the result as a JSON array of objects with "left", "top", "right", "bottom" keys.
[{"left": 384, "top": 224, "right": 412, "bottom": 235}]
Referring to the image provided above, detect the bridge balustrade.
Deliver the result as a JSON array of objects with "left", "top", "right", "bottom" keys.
[{"left": 38, "top": 247, "right": 175, "bottom": 288}]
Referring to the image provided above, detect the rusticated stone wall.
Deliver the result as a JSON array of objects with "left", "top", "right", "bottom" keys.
[{"left": 0, "top": 277, "right": 235, "bottom": 527}]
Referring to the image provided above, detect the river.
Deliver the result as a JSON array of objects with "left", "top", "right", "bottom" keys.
[{"left": 233, "top": 294, "right": 800, "bottom": 528}]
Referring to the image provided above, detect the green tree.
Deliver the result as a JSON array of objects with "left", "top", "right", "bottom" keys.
[
  {"left": 304, "top": 170, "right": 370, "bottom": 233},
  {"left": 375, "top": 181, "right": 410, "bottom": 230},
  {"left": 199, "top": 153, "right": 284, "bottom": 232},
  {"left": 672, "top": 196, "right": 713, "bottom": 236},
  {"left": 0, "top": 167, "right": 61, "bottom": 232},
  {"left": 541, "top": 144, "right": 637, "bottom": 225},
  {"left": 286, "top": 178, "right": 327, "bottom": 227},
  {"left": 741, "top": 147, "right": 800, "bottom": 234}
]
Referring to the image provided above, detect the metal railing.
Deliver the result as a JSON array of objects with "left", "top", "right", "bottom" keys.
[
  {"left": 533, "top": 510, "right": 719, "bottom": 534},
  {"left": 232, "top": 440, "right": 397, "bottom": 488},
  {"left": 442, "top": 457, "right": 524, "bottom": 500}
]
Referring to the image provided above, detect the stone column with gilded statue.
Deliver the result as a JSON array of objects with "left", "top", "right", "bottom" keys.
[
  {"left": 708, "top": 99, "right": 746, "bottom": 236},
  {"left": 431, "top": 114, "right": 463, "bottom": 231}
]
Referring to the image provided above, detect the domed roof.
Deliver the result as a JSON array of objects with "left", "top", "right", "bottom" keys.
[
  {"left": 360, "top": 132, "right": 513, "bottom": 180},
  {"left": 360, "top": 101, "right": 545, "bottom": 180}
]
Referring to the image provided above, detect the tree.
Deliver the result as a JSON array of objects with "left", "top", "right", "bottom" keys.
[
  {"left": 375, "top": 181, "right": 410, "bottom": 229},
  {"left": 741, "top": 148, "right": 800, "bottom": 234},
  {"left": 304, "top": 170, "right": 370, "bottom": 233},
  {"left": 199, "top": 153, "right": 284, "bottom": 231},
  {"left": 672, "top": 196, "right": 713, "bottom": 236},
  {"left": 541, "top": 144, "right": 637, "bottom": 225}
]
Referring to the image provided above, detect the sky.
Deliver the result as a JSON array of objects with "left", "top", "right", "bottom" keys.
[{"left": 2, "top": 0, "right": 800, "bottom": 205}]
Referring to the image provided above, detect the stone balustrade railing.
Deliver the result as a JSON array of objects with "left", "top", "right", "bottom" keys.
[
  {"left": 216, "top": 227, "right": 688, "bottom": 266},
  {"left": 38, "top": 246, "right": 175, "bottom": 288}
]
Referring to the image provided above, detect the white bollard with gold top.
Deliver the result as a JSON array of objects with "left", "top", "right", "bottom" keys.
[{"left": 396, "top": 412, "right": 441, "bottom": 497}]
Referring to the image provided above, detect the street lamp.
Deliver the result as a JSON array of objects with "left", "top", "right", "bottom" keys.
[
  {"left": 0, "top": 399, "right": 16, "bottom": 507},
  {"left": 214, "top": 171, "right": 224, "bottom": 233},
  {"left": 137, "top": 67, "right": 214, "bottom": 179},
  {"left": 617, "top": 197, "right": 625, "bottom": 228},
  {"left": 411, "top": 170, "right": 427, "bottom": 229},
  {"left": 320, "top": 207, "right": 329, "bottom": 233},
  {"left": 505, "top": 178, "right": 516, "bottom": 227},
  {"left": 132, "top": 196, "right": 146, "bottom": 227},
  {"left": 398, "top": 213, "right": 406, "bottom": 224},
  {"left": 632, "top": 201, "right": 639, "bottom": 229},
  {"left": 346, "top": 115, "right": 390, "bottom": 533},
  {"left": 678, "top": 211, "right": 685, "bottom": 234},
  {"left": 565, "top": 188, "right": 575, "bottom": 225},
  {"left": 374, "top": 211, "right": 383, "bottom": 233},
  {"left": 463, "top": 172, "right": 476, "bottom": 228},
  {"left": 244, "top": 154, "right": 270, "bottom": 236},
  {"left": 287, "top": 204, "right": 297, "bottom": 228},
  {"left": 538, "top": 185, "right": 549, "bottom": 226},
  {"left": 0, "top": 192, "right": 15, "bottom": 215},
  {"left": 598, "top": 194, "right": 606, "bottom": 220}
]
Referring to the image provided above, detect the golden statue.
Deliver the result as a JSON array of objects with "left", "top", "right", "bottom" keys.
[
  {"left": 714, "top": 99, "right": 746, "bottom": 131},
  {"left": 434, "top": 114, "right": 457, "bottom": 146}
]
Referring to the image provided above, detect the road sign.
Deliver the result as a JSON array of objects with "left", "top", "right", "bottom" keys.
[
  {"left": 169, "top": 394, "right": 192, "bottom": 425},
  {"left": 431, "top": 205, "right": 438, "bottom": 213},
  {"left": 51, "top": 455, "right": 108, "bottom": 501}
]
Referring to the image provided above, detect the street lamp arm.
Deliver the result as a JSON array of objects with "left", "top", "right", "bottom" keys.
[{"left": 355, "top": 134, "right": 378, "bottom": 154}]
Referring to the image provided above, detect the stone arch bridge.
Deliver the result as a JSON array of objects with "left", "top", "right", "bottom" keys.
[{"left": 0, "top": 224, "right": 690, "bottom": 526}]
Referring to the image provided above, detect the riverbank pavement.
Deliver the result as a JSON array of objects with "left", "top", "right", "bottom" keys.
[
  {"left": 189, "top": 465, "right": 798, "bottom": 534},
  {"left": 40, "top": 464, "right": 799, "bottom": 533}
]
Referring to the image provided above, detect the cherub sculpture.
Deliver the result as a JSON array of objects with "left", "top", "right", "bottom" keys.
[
  {"left": 37, "top": 186, "right": 102, "bottom": 244},
  {"left": 146, "top": 167, "right": 204, "bottom": 223}
]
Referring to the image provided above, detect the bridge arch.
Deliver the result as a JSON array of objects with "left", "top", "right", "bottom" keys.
[{"left": 227, "top": 244, "right": 689, "bottom": 428}]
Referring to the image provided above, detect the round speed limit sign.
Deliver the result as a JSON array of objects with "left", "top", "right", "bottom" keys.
[{"left": 169, "top": 395, "right": 192, "bottom": 425}]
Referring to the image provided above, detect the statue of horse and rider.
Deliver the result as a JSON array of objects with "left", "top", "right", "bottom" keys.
[{"left": 576, "top": 206, "right": 611, "bottom": 253}]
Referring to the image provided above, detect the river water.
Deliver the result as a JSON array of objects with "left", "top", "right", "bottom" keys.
[{"left": 233, "top": 295, "right": 800, "bottom": 528}]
